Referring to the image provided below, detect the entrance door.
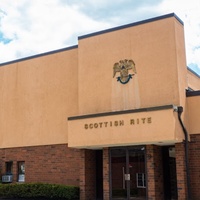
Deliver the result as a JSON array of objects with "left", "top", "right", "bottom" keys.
[{"left": 111, "top": 147, "right": 146, "bottom": 200}]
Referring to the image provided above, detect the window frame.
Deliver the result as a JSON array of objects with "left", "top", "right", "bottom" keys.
[
  {"left": 17, "top": 161, "right": 25, "bottom": 182},
  {"left": 136, "top": 173, "right": 146, "bottom": 188},
  {"left": 5, "top": 161, "right": 13, "bottom": 175}
]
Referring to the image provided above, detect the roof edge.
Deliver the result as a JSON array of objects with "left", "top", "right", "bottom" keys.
[
  {"left": 0, "top": 45, "right": 78, "bottom": 67},
  {"left": 187, "top": 67, "right": 200, "bottom": 78},
  {"left": 78, "top": 13, "right": 183, "bottom": 40},
  {"left": 186, "top": 90, "right": 200, "bottom": 97}
]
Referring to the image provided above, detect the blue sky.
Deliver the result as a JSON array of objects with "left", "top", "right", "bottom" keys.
[
  {"left": 0, "top": 31, "right": 12, "bottom": 44},
  {"left": 0, "top": 0, "right": 200, "bottom": 74}
]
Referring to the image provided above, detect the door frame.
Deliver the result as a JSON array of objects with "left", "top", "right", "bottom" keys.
[
  {"left": 162, "top": 146, "right": 178, "bottom": 200},
  {"left": 96, "top": 150, "right": 103, "bottom": 200},
  {"left": 109, "top": 146, "right": 147, "bottom": 200}
]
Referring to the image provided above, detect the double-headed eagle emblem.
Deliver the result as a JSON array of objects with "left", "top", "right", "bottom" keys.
[{"left": 113, "top": 59, "right": 136, "bottom": 84}]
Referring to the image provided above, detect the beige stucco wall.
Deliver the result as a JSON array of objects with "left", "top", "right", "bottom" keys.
[
  {"left": 68, "top": 108, "right": 184, "bottom": 148},
  {"left": 187, "top": 96, "right": 200, "bottom": 134},
  {"left": 187, "top": 69, "right": 200, "bottom": 90},
  {"left": 1, "top": 14, "right": 198, "bottom": 149},
  {"left": 175, "top": 19, "right": 187, "bottom": 111},
  {"left": 78, "top": 16, "right": 187, "bottom": 115},
  {"left": 0, "top": 48, "right": 78, "bottom": 148}
]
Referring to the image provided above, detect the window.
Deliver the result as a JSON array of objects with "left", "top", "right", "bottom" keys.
[
  {"left": 136, "top": 173, "right": 146, "bottom": 188},
  {"left": 18, "top": 161, "right": 25, "bottom": 182},
  {"left": 2, "top": 161, "right": 13, "bottom": 183},
  {"left": 5, "top": 161, "right": 13, "bottom": 175}
]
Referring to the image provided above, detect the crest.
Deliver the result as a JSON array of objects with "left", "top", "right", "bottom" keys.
[{"left": 113, "top": 59, "right": 136, "bottom": 84}]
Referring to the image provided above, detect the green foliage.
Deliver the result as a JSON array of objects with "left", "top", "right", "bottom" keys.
[{"left": 0, "top": 183, "right": 79, "bottom": 199}]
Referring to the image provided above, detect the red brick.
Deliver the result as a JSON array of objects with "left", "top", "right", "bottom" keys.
[{"left": 0, "top": 144, "right": 80, "bottom": 186}]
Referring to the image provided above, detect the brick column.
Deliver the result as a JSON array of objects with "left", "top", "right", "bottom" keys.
[
  {"left": 146, "top": 145, "right": 164, "bottom": 200},
  {"left": 103, "top": 147, "right": 110, "bottom": 200},
  {"left": 175, "top": 143, "right": 187, "bottom": 199},
  {"left": 189, "top": 134, "right": 200, "bottom": 199},
  {"left": 13, "top": 162, "right": 18, "bottom": 182},
  {"left": 79, "top": 149, "right": 96, "bottom": 200}
]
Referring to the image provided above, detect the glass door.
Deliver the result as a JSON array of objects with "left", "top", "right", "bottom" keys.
[
  {"left": 111, "top": 148, "right": 127, "bottom": 199},
  {"left": 129, "top": 148, "right": 146, "bottom": 199},
  {"left": 111, "top": 147, "right": 146, "bottom": 200}
]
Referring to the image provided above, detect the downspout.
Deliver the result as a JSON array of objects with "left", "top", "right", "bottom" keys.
[{"left": 177, "top": 106, "right": 191, "bottom": 200}]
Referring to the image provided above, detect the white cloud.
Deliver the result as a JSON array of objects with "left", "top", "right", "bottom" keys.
[
  {"left": 0, "top": 0, "right": 111, "bottom": 63},
  {"left": 0, "top": 0, "right": 200, "bottom": 73},
  {"left": 155, "top": 0, "right": 200, "bottom": 70}
]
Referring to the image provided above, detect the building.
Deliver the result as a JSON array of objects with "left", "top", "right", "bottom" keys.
[{"left": 0, "top": 13, "right": 200, "bottom": 200}]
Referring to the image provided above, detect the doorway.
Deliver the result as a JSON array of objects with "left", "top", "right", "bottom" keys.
[
  {"left": 162, "top": 146, "right": 178, "bottom": 200},
  {"left": 110, "top": 147, "right": 146, "bottom": 200},
  {"left": 96, "top": 150, "right": 103, "bottom": 200}
]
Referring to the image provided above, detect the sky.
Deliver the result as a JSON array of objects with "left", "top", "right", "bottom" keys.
[{"left": 0, "top": 0, "right": 200, "bottom": 74}]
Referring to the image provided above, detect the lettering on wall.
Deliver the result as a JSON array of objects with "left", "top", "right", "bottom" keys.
[{"left": 84, "top": 117, "right": 152, "bottom": 129}]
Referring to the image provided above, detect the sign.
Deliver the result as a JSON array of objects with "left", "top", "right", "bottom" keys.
[{"left": 84, "top": 117, "right": 152, "bottom": 130}]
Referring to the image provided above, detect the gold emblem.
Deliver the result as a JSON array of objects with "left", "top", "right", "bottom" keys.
[{"left": 113, "top": 59, "right": 136, "bottom": 84}]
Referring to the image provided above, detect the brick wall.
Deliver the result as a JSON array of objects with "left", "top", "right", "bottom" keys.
[
  {"left": 175, "top": 142, "right": 187, "bottom": 200},
  {"left": 78, "top": 148, "right": 110, "bottom": 200},
  {"left": 103, "top": 148, "right": 110, "bottom": 200},
  {"left": 189, "top": 134, "right": 200, "bottom": 200},
  {"left": 0, "top": 144, "right": 80, "bottom": 186},
  {"left": 146, "top": 145, "right": 164, "bottom": 200},
  {"left": 79, "top": 149, "right": 96, "bottom": 200}
]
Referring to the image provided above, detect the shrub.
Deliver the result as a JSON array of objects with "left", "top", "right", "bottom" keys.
[{"left": 0, "top": 183, "right": 79, "bottom": 199}]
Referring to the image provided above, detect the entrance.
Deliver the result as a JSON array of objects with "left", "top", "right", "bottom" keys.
[
  {"left": 162, "top": 146, "right": 178, "bottom": 200},
  {"left": 111, "top": 147, "right": 146, "bottom": 200},
  {"left": 96, "top": 150, "right": 103, "bottom": 200}
]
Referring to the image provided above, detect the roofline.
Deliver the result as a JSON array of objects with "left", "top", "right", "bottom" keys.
[
  {"left": 187, "top": 67, "right": 200, "bottom": 78},
  {"left": 0, "top": 45, "right": 78, "bottom": 67},
  {"left": 0, "top": 13, "right": 183, "bottom": 67},
  {"left": 186, "top": 90, "right": 200, "bottom": 97},
  {"left": 78, "top": 13, "right": 183, "bottom": 40}
]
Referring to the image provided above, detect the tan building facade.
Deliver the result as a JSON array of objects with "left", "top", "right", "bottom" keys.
[{"left": 0, "top": 13, "right": 200, "bottom": 200}]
